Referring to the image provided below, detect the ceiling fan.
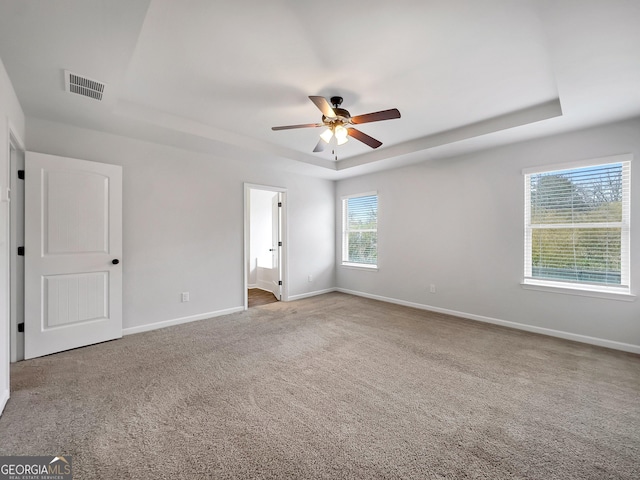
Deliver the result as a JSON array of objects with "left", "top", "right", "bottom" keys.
[{"left": 272, "top": 96, "right": 401, "bottom": 153}]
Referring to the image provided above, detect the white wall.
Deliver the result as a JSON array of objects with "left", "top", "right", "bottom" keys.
[
  {"left": 26, "top": 118, "right": 335, "bottom": 332},
  {"left": 336, "top": 118, "right": 640, "bottom": 352},
  {"left": 0, "top": 56, "right": 25, "bottom": 414}
]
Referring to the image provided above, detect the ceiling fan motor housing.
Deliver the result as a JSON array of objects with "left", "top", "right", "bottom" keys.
[
  {"left": 323, "top": 107, "right": 351, "bottom": 127},
  {"left": 330, "top": 96, "right": 343, "bottom": 107}
]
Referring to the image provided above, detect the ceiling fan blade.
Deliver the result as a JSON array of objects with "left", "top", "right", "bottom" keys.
[
  {"left": 313, "top": 138, "right": 326, "bottom": 153},
  {"left": 348, "top": 128, "right": 383, "bottom": 149},
  {"left": 309, "top": 96, "right": 336, "bottom": 118},
  {"left": 351, "top": 108, "right": 401, "bottom": 125},
  {"left": 272, "top": 123, "right": 324, "bottom": 131}
]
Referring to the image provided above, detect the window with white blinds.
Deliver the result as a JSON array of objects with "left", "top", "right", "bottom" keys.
[
  {"left": 524, "top": 156, "right": 631, "bottom": 292},
  {"left": 342, "top": 193, "right": 378, "bottom": 267}
]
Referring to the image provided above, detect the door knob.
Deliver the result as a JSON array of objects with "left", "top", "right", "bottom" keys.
[{"left": 112, "top": 259, "right": 120, "bottom": 265}]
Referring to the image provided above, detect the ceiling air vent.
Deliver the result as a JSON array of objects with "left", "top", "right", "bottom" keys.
[{"left": 64, "top": 70, "right": 106, "bottom": 101}]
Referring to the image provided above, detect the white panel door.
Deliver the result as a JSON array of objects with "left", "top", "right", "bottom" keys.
[
  {"left": 269, "top": 193, "right": 282, "bottom": 300},
  {"left": 24, "top": 152, "right": 122, "bottom": 359}
]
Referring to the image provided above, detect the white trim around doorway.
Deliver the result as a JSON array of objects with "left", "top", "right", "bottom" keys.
[{"left": 243, "top": 183, "right": 288, "bottom": 310}]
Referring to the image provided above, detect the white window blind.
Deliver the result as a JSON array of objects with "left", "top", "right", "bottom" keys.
[
  {"left": 342, "top": 193, "right": 378, "bottom": 267},
  {"left": 524, "top": 158, "right": 630, "bottom": 291}
]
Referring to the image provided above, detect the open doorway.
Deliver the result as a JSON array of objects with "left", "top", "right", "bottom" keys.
[{"left": 244, "top": 184, "right": 287, "bottom": 309}]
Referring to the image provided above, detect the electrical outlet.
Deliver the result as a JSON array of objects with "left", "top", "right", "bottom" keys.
[
  {"left": 429, "top": 284, "right": 436, "bottom": 294},
  {"left": 308, "top": 275, "right": 313, "bottom": 282},
  {"left": 181, "top": 292, "right": 190, "bottom": 302}
]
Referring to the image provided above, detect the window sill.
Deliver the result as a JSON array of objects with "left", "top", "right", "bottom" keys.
[
  {"left": 341, "top": 262, "right": 378, "bottom": 271},
  {"left": 521, "top": 280, "right": 636, "bottom": 302}
]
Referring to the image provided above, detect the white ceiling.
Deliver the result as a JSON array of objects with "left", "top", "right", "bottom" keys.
[{"left": 0, "top": 0, "right": 639, "bottom": 179}]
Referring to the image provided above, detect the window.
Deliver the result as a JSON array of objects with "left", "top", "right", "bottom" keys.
[
  {"left": 524, "top": 155, "right": 631, "bottom": 294},
  {"left": 342, "top": 193, "right": 378, "bottom": 268}
]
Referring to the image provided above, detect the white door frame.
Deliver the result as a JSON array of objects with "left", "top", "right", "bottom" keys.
[
  {"left": 243, "top": 183, "right": 288, "bottom": 309},
  {"left": 2, "top": 125, "right": 24, "bottom": 415},
  {"left": 9, "top": 131, "right": 25, "bottom": 362}
]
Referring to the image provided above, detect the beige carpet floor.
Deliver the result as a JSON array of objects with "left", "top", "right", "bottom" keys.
[{"left": 1, "top": 292, "right": 638, "bottom": 479}]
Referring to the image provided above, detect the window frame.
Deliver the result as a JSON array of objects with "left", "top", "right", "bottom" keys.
[
  {"left": 522, "top": 154, "right": 632, "bottom": 298},
  {"left": 341, "top": 191, "right": 379, "bottom": 270}
]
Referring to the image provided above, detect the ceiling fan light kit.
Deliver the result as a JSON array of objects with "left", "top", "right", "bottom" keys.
[
  {"left": 334, "top": 125, "right": 349, "bottom": 145},
  {"left": 320, "top": 128, "right": 333, "bottom": 143},
  {"left": 272, "top": 95, "right": 401, "bottom": 155}
]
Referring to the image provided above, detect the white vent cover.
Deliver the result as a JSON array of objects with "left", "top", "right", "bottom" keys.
[{"left": 64, "top": 70, "right": 106, "bottom": 101}]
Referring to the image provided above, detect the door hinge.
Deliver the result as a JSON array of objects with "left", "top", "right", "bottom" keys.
[
  {"left": 18, "top": 170, "right": 25, "bottom": 180},
  {"left": 18, "top": 323, "right": 24, "bottom": 333},
  {"left": 278, "top": 202, "right": 282, "bottom": 207},
  {"left": 278, "top": 280, "right": 283, "bottom": 286},
  {"left": 17, "top": 246, "right": 25, "bottom": 256}
]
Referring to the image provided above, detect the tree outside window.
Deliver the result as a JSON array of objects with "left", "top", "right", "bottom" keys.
[{"left": 342, "top": 194, "right": 378, "bottom": 267}]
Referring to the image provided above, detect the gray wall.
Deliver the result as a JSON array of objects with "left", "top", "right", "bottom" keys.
[
  {"left": 3, "top": 91, "right": 639, "bottom": 419},
  {"left": 26, "top": 118, "right": 336, "bottom": 332},
  {"left": 336, "top": 118, "right": 640, "bottom": 351}
]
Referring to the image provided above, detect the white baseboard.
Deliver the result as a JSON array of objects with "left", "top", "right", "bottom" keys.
[
  {"left": 0, "top": 389, "right": 9, "bottom": 416},
  {"left": 336, "top": 288, "right": 640, "bottom": 354},
  {"left": 288, "top": 288, "right": 337, "bottom": 301},
  {"left": 257, "top": 280, "right": 274, "bottom": 292},
  {"left": 119, "top": 288, "right": 639, "bottom": 354},
  {"left": 248, "top": 284, "right": 258, "bottom": 289},
  {"left": 123, "top": 306, "right": 244, "bottom": 336},
  {"left": 250, "top": 287, "right": 272, "bottom": 293}
]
